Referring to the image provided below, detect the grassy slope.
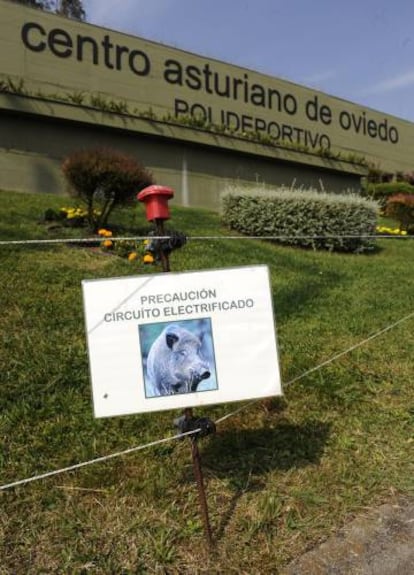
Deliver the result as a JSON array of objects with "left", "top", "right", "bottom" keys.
[{"left": 0, "top": 190, "right": 413, "bottom": 574}]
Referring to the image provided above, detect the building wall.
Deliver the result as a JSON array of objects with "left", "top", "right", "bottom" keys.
[
  {"left": 6, "top": 1, "right": 406, "bottom": 208},
  {"left": 0, "top": 110, "right": 363, "bottom": 209},
  {"left": 1, "top": 1, "right": 413, "bottom": 171}
]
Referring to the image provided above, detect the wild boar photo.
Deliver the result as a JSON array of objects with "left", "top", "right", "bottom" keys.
[{"left": 140, "top": 320, "right": 218, "bottom": 397}]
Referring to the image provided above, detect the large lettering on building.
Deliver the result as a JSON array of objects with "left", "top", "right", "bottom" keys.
[{"left": 1, "top": 1, "right": 413, "bottom": 169}]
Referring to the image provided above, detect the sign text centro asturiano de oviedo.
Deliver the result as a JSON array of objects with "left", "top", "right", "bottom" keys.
[
  {"left": 1, "top": 1, "right": 414, "bottom": 169},
  {"left": 82, "top": 266, "right": 282, "bottom": 417}
]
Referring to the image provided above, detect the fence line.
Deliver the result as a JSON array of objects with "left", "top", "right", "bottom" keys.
[
  {"left": 1, "top": 309, "right": 413, "bottom": 493},
  {"left": 0, "top": 430, "right": 199, "bottom": 492},
  {"left": 0, "top": 234, "right": 412, "bottom": 246}
]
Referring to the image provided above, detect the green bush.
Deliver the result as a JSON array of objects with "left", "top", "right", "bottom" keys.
[
  {"left": 365, "top": 182, "right": 414, "bottom": 209},
  {"left": 221, "top": 186, "right": 379, "bottom": 253},
  {"left": 385, "top": 194, "right": 414, "bottom": 233},
  {"left": 62, "top": 148, "right": 154, "bottom": 231}
]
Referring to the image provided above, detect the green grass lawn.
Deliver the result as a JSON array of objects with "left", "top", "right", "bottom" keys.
[{"left": 0, "top": 190, "right": 413, "bottom": 574}]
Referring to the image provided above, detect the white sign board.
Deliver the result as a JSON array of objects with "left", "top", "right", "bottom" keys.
[{"left": 82, "top": 265, "right": 281, "bottom": 418}]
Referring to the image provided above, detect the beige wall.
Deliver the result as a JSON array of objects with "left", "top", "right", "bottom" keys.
[
  {"left": 1, "top": 2, "right": 390, "bottom": 208},
  {"left": 0, "top": 111, "right": 363, "bottom": 209},
  {"left": 1, "top": 1, "right": 413, "bottom": 173}
]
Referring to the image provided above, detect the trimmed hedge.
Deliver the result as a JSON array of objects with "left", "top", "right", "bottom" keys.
[{"left": 221, "top": 186, "right": 379, "bottom": 253}]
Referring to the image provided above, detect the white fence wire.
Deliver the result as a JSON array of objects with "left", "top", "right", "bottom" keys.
[{"left": 0, "top": 234, "right": 412, "bottom": 247}]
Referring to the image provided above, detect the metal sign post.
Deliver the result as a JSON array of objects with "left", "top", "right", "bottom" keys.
[
  {"left": 137, "top": 186, "right": 215, "bottom": 546},
  {"left": 174, "top": 409, "right": 216, "bottom": 548},
  {"left": 191, "top": 438, "right": 213, "bottom": 548},
  {"left": 154, "top": 217, "right": 170, "bottom": 273}
]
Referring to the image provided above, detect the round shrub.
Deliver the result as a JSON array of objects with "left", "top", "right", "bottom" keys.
[
  {"left": 385, "top": 194, "right": 414, "bottom": 233},
  {"left": 62, "top": 148, "right": 154, "bottom": 231}
]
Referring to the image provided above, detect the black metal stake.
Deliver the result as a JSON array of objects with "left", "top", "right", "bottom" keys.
[
  {"left": 154, "top": 218, "right": 170, "bottom": 273},
  {"left": 191, "top": 435, "right": 214, "bottom": 549},
  {"left": 175, "top": 408, "right": 216, "bottom": 549}
]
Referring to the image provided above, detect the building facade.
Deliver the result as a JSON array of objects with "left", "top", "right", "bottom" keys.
[{"left": 1, "top": 1, "right": 413, "bottom": 208}]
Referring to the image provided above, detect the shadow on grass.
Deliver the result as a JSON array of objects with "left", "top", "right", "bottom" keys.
[
  {"left": 266, "top": 243, "right": 381, "bottom": 322},
  {"left": 267, "top": 249, "right": 344, "bottom": 322},
  {"left": 202, "top": 420, "right": 331, "bottom": 483},
  {"left": 273, "top": 277, "right": 333, "bottom": 321},
  {"left": 188, "top": 419, "right": 331, "bottom": 540}
]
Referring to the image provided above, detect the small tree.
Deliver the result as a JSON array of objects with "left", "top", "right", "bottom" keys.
[
  {"left": 56, "top": 0, "right": 85, "bottom": 20},
  {"left": 385, "top": 194, "right": 414, "bottom": 233},
  {"left": 62, "top": 148, "right": 154, "bottom": 231},
  {"left": 11, "top": 0, "right": 86, "bottom": 20}
]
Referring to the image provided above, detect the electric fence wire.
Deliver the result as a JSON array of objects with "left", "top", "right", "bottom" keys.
[
  {"left": 0, "top": 234, "right": 412, "bottom": 246},
  {"left": 1, "top": 309, "right": 413, "bottom": 493}
]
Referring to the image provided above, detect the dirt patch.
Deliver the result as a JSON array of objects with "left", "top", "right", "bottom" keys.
[{"left": 283, "top": 497, "right": 414, "bottom": 575}]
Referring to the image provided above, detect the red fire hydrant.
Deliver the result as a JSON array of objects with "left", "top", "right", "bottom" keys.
[
  {"left": 137, "top": 185, "right": 175, "bottom": 272},
  {"left": 137, "top": 185, "right": 174, "bottom": 222}
]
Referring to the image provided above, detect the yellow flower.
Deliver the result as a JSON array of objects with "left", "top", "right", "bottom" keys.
[
  {"left": 143, "top": 253, "right": 154, "bottom": 264},
  {"left": 401, "top": 230, "right": 408, "bottom": 236},
  {"left": 102, "top": 239, "right": 113, "bottom": 248},
  {"left": 128, "top": 252, "right": 138, "bottom": 261},
  {"left": 98, "top": 229, "right": 112, "bottom": 237}
]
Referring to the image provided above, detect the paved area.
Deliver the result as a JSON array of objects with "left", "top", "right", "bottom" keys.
[{"left": 283, "top": 498, "right": 414, "bottom": 575}]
